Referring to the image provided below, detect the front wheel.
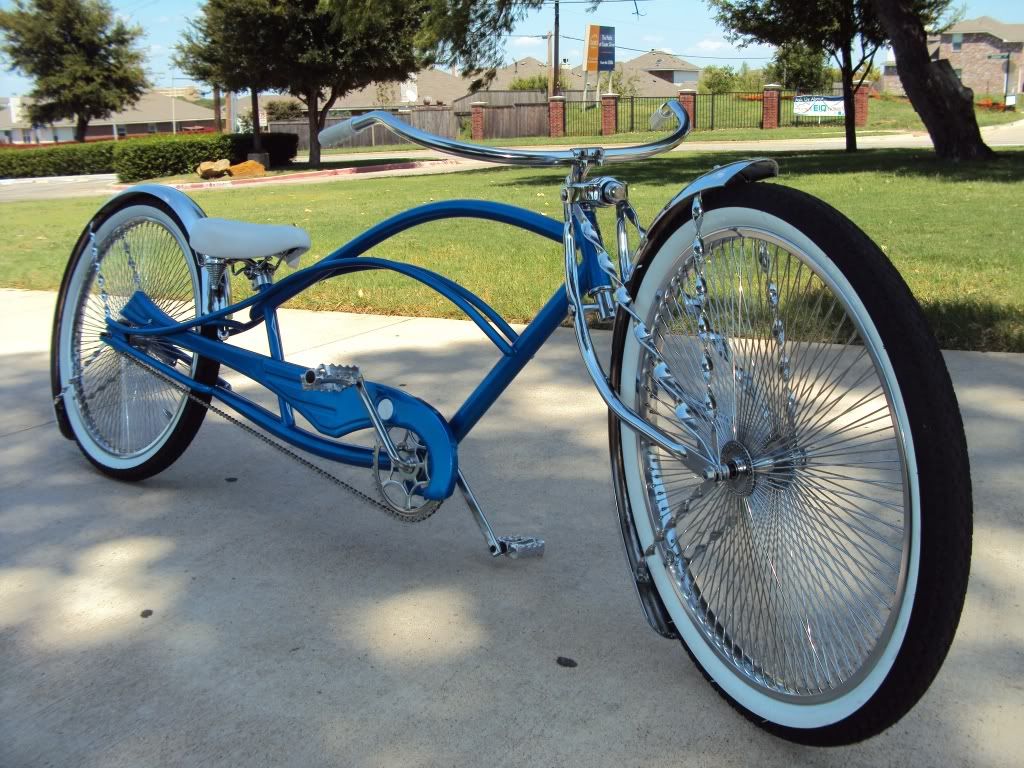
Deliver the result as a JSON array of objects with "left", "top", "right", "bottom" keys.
[{"left": 610, "top": 183, "right": 971, "bottom": 745}]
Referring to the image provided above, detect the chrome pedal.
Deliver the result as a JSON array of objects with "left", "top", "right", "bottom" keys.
[
  {"left": 458, "top": 470, "right": 545, "bottom": 560},
  {"left": 301, "top": 363, "right": 361, "bottom": 391},
  {"left": 497, "top": 535, "right": 545, "bottom": 559}
]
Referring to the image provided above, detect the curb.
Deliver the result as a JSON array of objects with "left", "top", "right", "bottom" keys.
[{"left": 112, "top": 159, "right": 449, "bottom": 191}]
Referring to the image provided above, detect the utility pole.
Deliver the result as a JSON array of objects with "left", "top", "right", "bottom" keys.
[
  {"left": 547, "top": 31, "right": 553, "bottom": 95},
  {"left": 170, "top": 72, "right": 177, "bottom": 134},
  {"left": 552, "top": 0, "right": 560, "bottom": 96}
]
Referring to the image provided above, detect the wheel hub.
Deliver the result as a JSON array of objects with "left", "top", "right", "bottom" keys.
[{"left": 719, "top": 440, "right": 755, "bottom": 497}]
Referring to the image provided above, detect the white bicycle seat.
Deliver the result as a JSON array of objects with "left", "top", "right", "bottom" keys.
[{"left": 190, "top": 218, "right": 311, "bottom": 267}]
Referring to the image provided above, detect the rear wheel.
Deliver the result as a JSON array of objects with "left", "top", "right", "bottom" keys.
[
  {"left": 53, "top": 201, "right": 219, "bottom": 480},
  {"left": 611, "top": 183, "right": 972, "bottom": 744}
]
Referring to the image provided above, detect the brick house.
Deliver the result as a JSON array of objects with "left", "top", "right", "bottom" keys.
[{"left": 882, "top": 16, "right": 1023, "bottom": 98}]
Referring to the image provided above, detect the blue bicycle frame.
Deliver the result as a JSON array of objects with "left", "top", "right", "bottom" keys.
[{"left": 104, "top": 198, "right": 610, "bottom": 503}]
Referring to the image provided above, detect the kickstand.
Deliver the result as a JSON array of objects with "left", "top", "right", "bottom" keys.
[{"left": 457, "top": 469, "right": 544, "bottom": 559}]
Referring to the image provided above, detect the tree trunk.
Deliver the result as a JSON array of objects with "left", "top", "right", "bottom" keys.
[
  {"left": 306, "top": 89, "right": 321, "bottom": 168},
  {"left": 74, "top": 114, "right": 88, "bottom": 143},
  {"left": 250, "top": 89, "right": 263, "bottom": 152},
  {"left": 871, "top": 0, "right": 994, "bottom": 161},
  {"left": 840, "top": 44, "right": 858, "bottom": 152},
  {"left": 213, "top": 86, "right": 222, "bottom": 133}
]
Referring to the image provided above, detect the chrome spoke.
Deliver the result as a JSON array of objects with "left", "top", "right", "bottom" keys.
[
  {"left": 70, "top": 218, "right": 198, "bottom": 458},
  {"left": 637, "top": 225, "right": 910, "bottom": 702}
]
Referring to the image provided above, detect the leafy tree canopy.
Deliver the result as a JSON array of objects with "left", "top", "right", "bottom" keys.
[
  {"left": 266, "top": 100, "right": 304, "bottom": 121},
  {"left": 0, "top": 0, "right": 148, "bottom": 141},
  {"left": 332, "top": 0, "right": 545, "bottom": 87},
  {"left": 765, "top": 42, "right": 831, "bottom": 92},
  {"left": 174, "top": 0, "right": 278, "bottom": 95},
  {"left": 700, "top": 65, "right": 737, "bottom": 94}
]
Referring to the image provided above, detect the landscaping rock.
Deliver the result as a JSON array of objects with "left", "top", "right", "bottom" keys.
[
  {"left": 228, "top": 159, "right": 266, "bottom": 178},
  {"left": 197, "top": 159, "right": 231, "bottom": 179}
]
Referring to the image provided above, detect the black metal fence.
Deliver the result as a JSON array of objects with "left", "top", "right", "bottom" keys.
[{"left": 559, "top": 91, "right": 848, "bottom": 135}]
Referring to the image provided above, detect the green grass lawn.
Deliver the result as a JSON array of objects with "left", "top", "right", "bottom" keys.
[{"left": 2, "top": 147, "right": 1022, "bottom": 351}]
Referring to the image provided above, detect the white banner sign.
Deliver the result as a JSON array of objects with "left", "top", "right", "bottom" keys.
[{"left": 793, "top": 95, "right": 845, "bottom": 117}]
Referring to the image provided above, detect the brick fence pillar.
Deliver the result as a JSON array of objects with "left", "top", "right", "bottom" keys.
[
  {"left": 854, "top": 87, "right": 869, "bottom": 127},
  {"left": 548, "top": 96, "right": 565, "bottom": 138},
  {"left": 677, "top": 89, "right": 697, "bottom": 130},
  {"left": 471, "top": 101, "right": 486, "bottom": 140},
  {"left": 601, "top": 93, "right": 619, "bottom": 136},
  {"left": 762, "top": 83, "right": 781, "bottom": 129}
]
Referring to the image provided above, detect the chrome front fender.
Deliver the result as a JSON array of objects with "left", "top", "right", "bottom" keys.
[{"left": 645, "top": 157, "right": 779, "bottom": 242}]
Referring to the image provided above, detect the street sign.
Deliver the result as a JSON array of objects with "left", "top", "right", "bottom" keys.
[
  {"left": 987, "top": 53, "right": 1010, "bottom": 59},
  {"left": 585, "top": 25, "right": 615, "bottom": 73}
]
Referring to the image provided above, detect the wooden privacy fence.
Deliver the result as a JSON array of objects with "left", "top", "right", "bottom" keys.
[
  {"left": 269, "top": 106, "right": 457, "bottom": 151},
  {"left": 452, "top": 89, "right": 546, "bottom": 114},
  {"left": 481, "top": 103, "right": 548, "bottom": 139}
]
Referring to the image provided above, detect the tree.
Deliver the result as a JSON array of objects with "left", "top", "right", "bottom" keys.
[
  {"left": 608, "top": 68, "right": 642, "bottom": 98},
  {"left": 701, "top": 65, "right": 737, "bottom": 94},
  {"left": 510, "top": 73, "right": 568, "bottom": 91},
  {"left": 404, "top": 1, "right": 543, "bottom": 85},
  {"left": 871, "top": 0, "right": 993, "bottom": 160},
  {"left": 735, "top": 62, "right": 766, "bottom": 91},
  {"left": 0, "top": 0, "right": 148, "bottom": 142},
  {"left": 708, "top": 1, "right": 887, "bottom": 151},
  {"left": 175, "top": 0, "right": 280, "bottom": 153},
  {"left": 765, "top": 42, "right": 831, "bottom": 92},
  {"left": 274, "top": 1, "right": 422, "bottom": 167},
  {"left": 266, "top": 100, "right": 304, "bottom": 121}
]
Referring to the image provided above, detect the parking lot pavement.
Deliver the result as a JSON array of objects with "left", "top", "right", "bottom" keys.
[{"left": 1, "top": 288, "right": 1021, "bottom": 768}]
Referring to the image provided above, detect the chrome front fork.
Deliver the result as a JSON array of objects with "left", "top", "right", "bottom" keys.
[{"left": 561, "top": 170, "right": 709, "bottom": 477}]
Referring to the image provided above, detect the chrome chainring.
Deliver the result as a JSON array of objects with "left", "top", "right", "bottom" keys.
[{"left": 372, "top": 426, "right": 442, "bottom": 522}]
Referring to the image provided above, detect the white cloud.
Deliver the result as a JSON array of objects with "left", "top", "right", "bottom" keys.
[
  {"left": 512, "top": 36, "right": 544, "bottom": 49},
  {"left": 696, "top": 39, "right": 729, "bottom": 51}
]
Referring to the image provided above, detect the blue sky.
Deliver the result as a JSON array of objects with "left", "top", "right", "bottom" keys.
[{"left": 1, "top": 0, "right": 1021, "bottom": 96}]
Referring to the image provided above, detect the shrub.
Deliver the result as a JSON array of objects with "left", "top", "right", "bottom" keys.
[
  {"left": 247, "top": 132, "right": 299, "bottom": 166},
  {"left": 0, "top": 141, "right": 116, "bottom": 178},
  {"left": 112, "top": 132, "right": 298, "bottom": 182},
  {"left": 0, "top": 132, "right": 300, "bottom": 182},
  {"left": 112, "top": 134, "right": 241, "bottom": 182},
  {"left": 266, "top": 100, "right": 304, "bottom": 120}
]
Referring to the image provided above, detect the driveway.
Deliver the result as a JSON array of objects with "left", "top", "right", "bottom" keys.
[{"left": 1, "top": 288, "right": 1021, "bottom": 767}]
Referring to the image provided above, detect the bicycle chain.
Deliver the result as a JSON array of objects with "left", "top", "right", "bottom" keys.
[{"left": 112, "top": 348, "right": 433, "bottom": 520}]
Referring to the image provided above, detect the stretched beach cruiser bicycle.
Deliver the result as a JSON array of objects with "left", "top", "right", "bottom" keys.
[{"left": 50, "top": 102, "right": 972, "bottom": 745}]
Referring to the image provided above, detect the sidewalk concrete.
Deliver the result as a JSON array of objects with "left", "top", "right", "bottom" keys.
[{"left": 1, "top": 288, "right": 1021, "bottom": 768}]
